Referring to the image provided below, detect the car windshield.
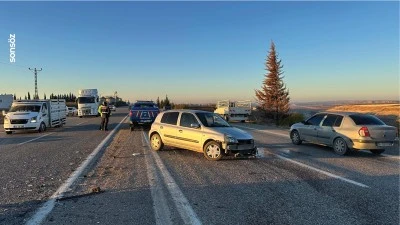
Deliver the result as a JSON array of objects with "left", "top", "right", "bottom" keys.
[
  {"left": 10, "top": 105, "right": 41, "bottom": 112},
  {"left": 78, "top": 97, "right": 95, "bottom": 104},
  {"left": 195, "top": 112, "right": 230, "bottom": 127}
]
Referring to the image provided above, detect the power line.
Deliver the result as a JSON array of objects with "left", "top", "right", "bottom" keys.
[{"left": 29, "top": 68, "right": 42, "bottom": 100}]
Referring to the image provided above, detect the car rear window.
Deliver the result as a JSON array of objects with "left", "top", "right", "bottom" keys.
[
  {"left": 160, "top": 112, "right": 179, "bottom": 125},
  {"left": 133, "top": 103, "right": 157, "bottom": 108},
  {"left": 349, "top": 114, "right": 385, "bottom": 125}
]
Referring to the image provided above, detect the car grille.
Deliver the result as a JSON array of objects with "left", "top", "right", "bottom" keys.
[
  {"left": 11, "top": 119, "right": 29, "bottom": 124},
  {"left": 237, "top": 139, "right": 254, "bottom": 145}
]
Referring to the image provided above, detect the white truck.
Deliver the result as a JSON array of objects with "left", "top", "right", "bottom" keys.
[
  {"left": 77, "top": 89, "right": 100, "bottom": 118},
  {"left": 0, "top": 94, "right": 13, "bottom": 111},
  {"left": 214, "top": 100, "right": 252, "bottom": 122},
  {"left": 3, "top": 99, "right": 66, "bottom": 134}
]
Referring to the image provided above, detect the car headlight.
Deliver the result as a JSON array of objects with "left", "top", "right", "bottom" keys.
[
  {"left": 224, "top": 134, "right": 238, "bottom": 144},
  {"left": 4, "top": 115, "right": 10, "bottom": 123},
  {"left": 31, "top": 117, "right": 37, "bottom": 123}
]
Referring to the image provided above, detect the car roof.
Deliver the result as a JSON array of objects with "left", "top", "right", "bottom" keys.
[
  {"left": 160, "top": 109, "right": 213, "bottom": 114},
  {"left": 319, "top": 111, "right": 371, "bottom": 117}
]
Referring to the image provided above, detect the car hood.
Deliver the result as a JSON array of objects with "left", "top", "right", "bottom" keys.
[
  {"left": 291, "top": 122, "right": 306, "bottom": 129},
  {"left": 6, "top": 112, "right": 38, "bottom": 119},
  {"left": 206, "top": 127, "right": 253, "bottom": 140}
]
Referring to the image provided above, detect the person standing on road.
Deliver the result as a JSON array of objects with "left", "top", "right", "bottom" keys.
[
  {"left": 98, "top": 103, "right": 103, "bottom": 130},
  {"left": 100, "top": 101, "right": 111, "bottom": 131}
]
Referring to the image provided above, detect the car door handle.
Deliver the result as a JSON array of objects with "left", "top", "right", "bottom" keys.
[
  {"left": 179, "top": 130, "right": 183, "bottom": 133},
  {"left": 160, "top": 126, "right": 163, "bottom": 129}
]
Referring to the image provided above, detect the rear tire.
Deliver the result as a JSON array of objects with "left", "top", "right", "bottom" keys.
[
  {"left": 290, "top": 130, "right": 302, "bottom": 145},
  {"left": 150, "top": 133, "right": 163, "bottom": 151},
  {"left": 203, "top": 141, "right": 223, "bottom": 161},
  {"left": 5, "top": 131, "right": 12, "bottom": 135},
  {"left": 370, "top": 149, "right": 385, "bottom": 155},
  {"left": 333, "top": 137, "right": 348, "bottom": 155}
]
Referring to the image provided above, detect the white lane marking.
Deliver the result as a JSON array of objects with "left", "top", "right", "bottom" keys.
[
  {"left": 26, "top": 115, "right": 128, "bottom": 225},
  {"left": 143, "top": 132, "right": 202, "bottom": 225},
  {"left": 17, "top": 133, "right": 55, "bottom": 146},
  {"left": 233, "top": 124, "right": 289, "bottom": 138},
  {"left": 271, "top": 152, "right": 370, "bottom": 188},
  {"left": 141, "top": 134, "right": 173, "bottom": 225},
  {"left": 75, "top": 121, "right": 85, "bottom": 126}
]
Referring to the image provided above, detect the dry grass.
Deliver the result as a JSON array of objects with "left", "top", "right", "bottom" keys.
[
  {"left": 327, "top": 104, "right": 399, "bottom": 116},
  {"left": 327, "top": 104, "right": 399, "bottom": 129}
]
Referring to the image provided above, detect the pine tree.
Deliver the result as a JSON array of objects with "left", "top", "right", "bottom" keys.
[
  {"left": 164, "top": 95, "right": 170, "bottom": 107},
  {"left": 156, "top": 97, "right": 160, "bottom": 108},
  {"left": 13, "top": 94, "right": 16, "bottom": 100},
  {"left": 27, "top": 92, "right": 31, "bottom": 100},
  {"left": 255, "top": 41, "right": 290, "bottom": 125},
  {"left": 44, "top": 93, "right": 47, "bottom": 100}
]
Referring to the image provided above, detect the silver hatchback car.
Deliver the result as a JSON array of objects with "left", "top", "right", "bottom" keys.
[
  {"left": 290, "top": 112, "right": 398, "bottom": 155},
  {"left": 149, "top": 110, "right": 257, "bottom": 160}
]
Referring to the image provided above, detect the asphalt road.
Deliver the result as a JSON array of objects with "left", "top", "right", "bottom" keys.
[{"left": 0, "top": 107, "right": 399, "bottom": 225}]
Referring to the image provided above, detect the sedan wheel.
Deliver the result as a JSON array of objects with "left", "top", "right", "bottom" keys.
[
  {"left": 150, "top": 133, "right": 163, "bottom": 151},
  {"left": 290, "top": 130, "right": 302, "bottom": 145},
  {"left": 204, "top": 141, "right": 222, "bottom": 161},
  {"left": 333, "top": 137, "right": 348, "bottom": 155}
]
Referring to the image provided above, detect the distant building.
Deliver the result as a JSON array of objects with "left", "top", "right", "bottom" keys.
[
  {"left": 100, "top": 96, "right": 121, "bottom": 105},
  {"left": 0, "top": 94, "right": 13, "bottom": 110}
]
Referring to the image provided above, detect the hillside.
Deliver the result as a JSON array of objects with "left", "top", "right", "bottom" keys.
[
  {"left": 326, "top": 104, "right": 399, "bottom": 116},
  {"left": 327, "top": 104, "right": 399, "bottom": 129}
]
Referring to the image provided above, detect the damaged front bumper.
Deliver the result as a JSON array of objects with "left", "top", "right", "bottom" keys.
[{"left": 223, "top": 143, "right": 258, "bottom": 157}]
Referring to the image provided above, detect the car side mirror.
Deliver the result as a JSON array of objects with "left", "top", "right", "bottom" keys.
[{"left": 190, "top": 123, "right": 200, "bottom": 129}]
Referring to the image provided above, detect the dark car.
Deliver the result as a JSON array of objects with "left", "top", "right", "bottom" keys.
[
  {"left": 290, "top": 112, "right": 398, "bottom": 155},
  {"left": 129, "top": 101, "right": 159, "bottom": 131}
]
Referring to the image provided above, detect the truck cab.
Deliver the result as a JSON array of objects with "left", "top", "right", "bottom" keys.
[{"left": 77, "top": 89, "right": 100, "bottom": 117}]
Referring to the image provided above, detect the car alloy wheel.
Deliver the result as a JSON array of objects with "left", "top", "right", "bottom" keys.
[
  {"left": 333, "top": 137, "right": 348, "bottom": 155},
  {"left": 290, "top": 130, "right": 302, "bottom": 145},
  {"left": 150, "top": 133, "right": 163, "bottom": 151},
  {"left": 204, "top": 141, "right": 222, "bottom": 161}
]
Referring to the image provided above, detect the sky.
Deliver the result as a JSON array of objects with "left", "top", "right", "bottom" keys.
[{"left": 0, "top": 1, "right": 399, "bottom": 104}]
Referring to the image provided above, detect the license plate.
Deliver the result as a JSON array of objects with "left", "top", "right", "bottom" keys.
[
  {"left": 13, "top": 125, "right": 24, "bottom": 128},
  {"left": 377, "top": 142, "right": 393, "bottom": 147},
  {"left": 141, "top": 120, "right": 151, "bottom": 123}
]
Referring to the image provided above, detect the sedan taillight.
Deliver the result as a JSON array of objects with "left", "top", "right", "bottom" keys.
[{"left": 358, "top": 126, "right": 370, "bottom": 137}]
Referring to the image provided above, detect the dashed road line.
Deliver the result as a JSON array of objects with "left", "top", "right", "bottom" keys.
[
  {"left": 141, "top": 133, "right": 173, "bottom": 225},
  {"left": 143, "top": 132, "right": 202, "bottom": 225},
  {"left": 17, "top": 133, "right": 54, "bottom": 146},
  {"left": 26, "top": 115, "right": 128, "bottom": 225}
]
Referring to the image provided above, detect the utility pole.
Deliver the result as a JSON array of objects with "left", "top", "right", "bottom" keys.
[{"left": 29, "top": 68, "right": 42, "bottom": 100}]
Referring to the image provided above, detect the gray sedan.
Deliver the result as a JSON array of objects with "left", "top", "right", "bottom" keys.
[{"left": 290, "top": 112, "right": 398, "bottom": 155}]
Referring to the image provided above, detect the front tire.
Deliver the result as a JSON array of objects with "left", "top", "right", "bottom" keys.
[
  {"left": 38, "top": 122, "right": 46, "bottom": 133},
  {"left": 333, "top": 137, "right": 348, "bottom": 155},
  {"left": 150, "top": 133, "right": 163, "bottom": 151},
  {"left": 290, "top": 130, "right": 302, "bottom": 145},
  {"left": 203, "top": 141, "right": 223, "bottom": 161},
  {"left": 5, "top": 131, "right": 12, "bottom": 135}
]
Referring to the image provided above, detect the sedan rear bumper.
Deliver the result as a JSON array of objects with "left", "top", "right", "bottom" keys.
[{"left": 351, "top": 139, "right": 394, "bottom": 150}]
